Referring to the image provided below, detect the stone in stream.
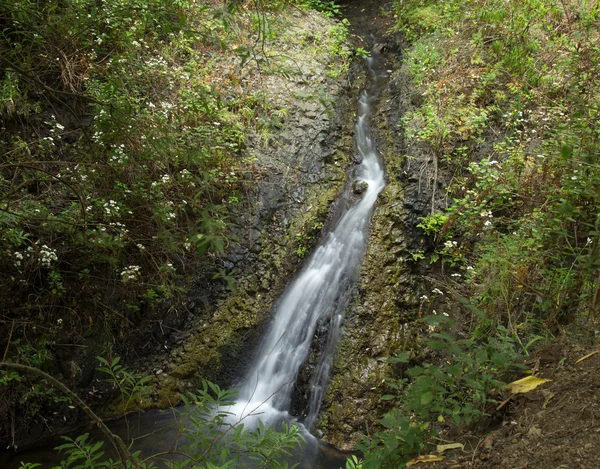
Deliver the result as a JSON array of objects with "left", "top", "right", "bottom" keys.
[{"left": 352, "top": 180, "right": 369, "bottom": 194}]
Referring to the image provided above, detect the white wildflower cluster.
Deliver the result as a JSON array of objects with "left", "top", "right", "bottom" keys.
[
  {"left": 159, "top": 101, "right": 174, "bottom": 118},
  {"left": 179, "top": 169, "right": 192, "bottom": 180},
  {"left": 420, "top": 294, "right": 429, "bottom": 301},
  {"left": 45, "top": 115, "right": 65, "bottom": 140},
  {"left": 93, "top": 109, "right": 107, "bottom": 121},
  {"left": 108, "top": 144, "right": 128, "bottom": 165},
  {"left": 120, "top": 265, "right": 141, "bottom": 282},
  {"left": 161, "top": 174, "right": 171, "bottom": 184},
  {"left": 103, "top": 200, "right": 119, "bottom": 216},
  {"left": 13, "top": 251, "right": 25, "bottom": 268},
  {"left": 40, "top": 245, "right": 58, "bottom": 267},
  {"left": 432, "top": 288, "right": 444, "bottom": 295},
  {"left": 108, "top": 221, "right": 129, "bottom": 238},
  {"left": 146, "top": 56, "right": 168, "bottom": 70},
  {"left": 444, "top": 240, "right": 458, "bottom": 249},
  {"left": 480, "top": 209, "right": 493, "bottom": 228}
]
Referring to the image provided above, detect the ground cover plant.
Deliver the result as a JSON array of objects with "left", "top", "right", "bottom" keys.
[
  {"left": 351, "top": 0, "right": 600, "bottom": 466},
  {"left": 0, "top": 0, "right": 351, "bottom": 446}
]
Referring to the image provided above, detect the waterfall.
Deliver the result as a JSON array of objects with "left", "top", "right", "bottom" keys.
[{"left": 227, "top": 44, "right": 389, "bottom": 437}]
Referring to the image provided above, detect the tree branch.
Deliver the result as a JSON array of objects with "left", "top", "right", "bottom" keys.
[{"left": 0, "top": 361, "right": 139, "bottom": 469}]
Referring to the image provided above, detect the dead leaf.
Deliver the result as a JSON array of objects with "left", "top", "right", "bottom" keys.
[
  {"left": 436, "top": 443, "right": 464, "bottom": 453},
  {"left": 406, "top": 455, "right": 445, "bottom": 466},
  {"left": 575, "top": 349, "right": 600, "bottom": 365},
  {"left": 504, "top": 376, "right": 551, "bottom": 395},
  {"left": 531, "top": 358, "right": 540, "bottom": 376},
  {"left": 542, "top": 391, "right": 556, "bottom": 409}
]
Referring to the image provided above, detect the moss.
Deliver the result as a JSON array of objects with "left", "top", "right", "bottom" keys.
[
  {"left": 317, "top": 63, "right": 426, "bottom": 449},
  {"left": 159, "top": 164, "right": 347, "bottom": 400}
]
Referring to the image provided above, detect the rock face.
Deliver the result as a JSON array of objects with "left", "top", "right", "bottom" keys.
[
  {"left": 316, "top": 33, "right": 442, "bottom": 448},
  {"left": 149, "top": 10, "right": 362, "bottom": 404}
]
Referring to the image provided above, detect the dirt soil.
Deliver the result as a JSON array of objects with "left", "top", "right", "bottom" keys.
[{"left": 426, "top": 340, "right": 600, "bottom": 468}]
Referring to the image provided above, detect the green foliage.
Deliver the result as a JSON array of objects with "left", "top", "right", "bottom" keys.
[
  {"left": 304, "top": 0, "right": 341, "bottom": 18},
  {"left": 324, "top": 19, "right": 351, "bottom": 78},
  {"left": 355, "top": 48, "right": 371, "bottom": 59},
  {"left": 416, "top": 212, "right": 448, "bottom": 236},
  {"left": 345, "top": 454, "right": 363, "bottom": 469},
  {"left": 52, "top": 434, "right": 114, "bottom": 469},
  {"left": 357, "top": 317, "right": 521, "bottom": 468},
  {"left": 397, "top": 0, "right": 600, "bottom": 334},
  {"left": 97, "top": 356, "right": 151, "bottom": 413},
  {"left": 176, "top": 382, "right": 303, "bottom": 469},
  {"left": 29, "top": 379, "right": 303, "bottom": 469}
]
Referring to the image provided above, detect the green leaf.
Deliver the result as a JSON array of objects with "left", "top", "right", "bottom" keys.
[
  {"left": 420, "top": 391, "right": 433, "bottom": 406},
  {"left": 389, "top": 351, "right": 410, "bottom": 363}
]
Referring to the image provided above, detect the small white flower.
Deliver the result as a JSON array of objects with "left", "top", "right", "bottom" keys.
[
  {"left": 432, "top": 288, "right": 444, "bottom": 295},
  {"left": 120, "top": 265, "right": 141, "bottom": 283}
]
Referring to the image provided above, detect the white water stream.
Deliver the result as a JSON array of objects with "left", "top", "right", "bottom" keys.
[
  {"left": 2, "top": 45, "right": 391, "bottom": 469},
  {"left": 227, "top": 46, "right": 389, "bottom": 436}
]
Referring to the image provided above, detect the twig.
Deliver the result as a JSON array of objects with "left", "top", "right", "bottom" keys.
[
  {"left": 0, "top": 361, "right": 139, "bottom": 469},
  {"left": 2, "top": 321, "right": 14, "bottom": 362}
]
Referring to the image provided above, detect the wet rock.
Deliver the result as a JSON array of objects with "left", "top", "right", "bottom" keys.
[
  {"left": 158, "top": 8, "right": 357, "bottom": 399},
  {"left": 352, "top": 180, "right": 369, "bottom": 194}
]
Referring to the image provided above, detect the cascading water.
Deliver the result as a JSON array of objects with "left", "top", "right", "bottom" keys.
[
  {"left": 1, "top": 42, "right": 392, "bottom": 469},
  {"left": 227, "top": 44, "right": 390, "bottom": 440}
]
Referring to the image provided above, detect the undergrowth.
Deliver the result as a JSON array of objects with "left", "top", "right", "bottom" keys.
[
  {"left": 400, "top": 0, "right": 600, "bottom": 341},
  {"left": 352, "top": 0, "right": 600, "bottom": 466},
  {"left": 0, "top": 0, "right": 350, "bottom": 446}
]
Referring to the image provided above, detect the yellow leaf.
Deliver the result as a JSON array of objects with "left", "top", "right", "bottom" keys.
[
  {"left": 406, "top": 455, "right": 445, "bottom": 466},
  {"left": 436, "top": 443, "right": 464, "bottom": 453},
  {"left": 504, "top": 376, "right": 551, "bottom": 395}
]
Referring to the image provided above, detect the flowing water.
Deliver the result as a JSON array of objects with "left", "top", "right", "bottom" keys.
[
  {"left": 226, "top": 41, "right": 389, "bottom": 443},
  {"left": 1, "top": 44, "right": 390, "bottom": 469}
]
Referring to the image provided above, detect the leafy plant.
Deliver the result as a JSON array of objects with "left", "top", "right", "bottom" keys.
[
  {"left": 357, "top": 316, "right": 521, "bottom": 469},
  {"left": 31, "top": 380, "right": 304, "bottom": 469},
  {"left": 97, "top": 356, "right": 151, "bottom": 413},
  {"left": 305, "top": 0, "right": 341, "bottom": 17}
]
